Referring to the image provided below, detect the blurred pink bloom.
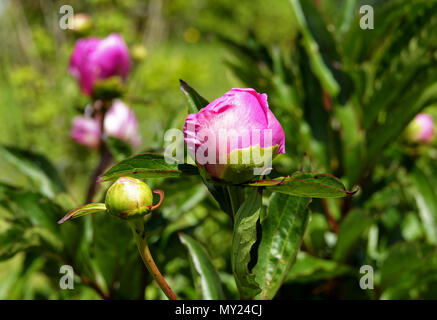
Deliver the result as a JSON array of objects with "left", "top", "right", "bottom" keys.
[
  {"left": 71, "top": 116, "right": 101, "bottom": 149},
  {"left": 407, "top": 113, "right": 435, "bottom": 144},
  {"left": 69, "top": 34, "right": 131, "bottom": 95},
  {"left": 71, "top": 100, "right": 141, "bottom": 149},
  {"left": 183, "top": 88, "right": 285, "bottom": 181},
  {"left": 104, "top": 100, "right": 141, "bottom": 147}
]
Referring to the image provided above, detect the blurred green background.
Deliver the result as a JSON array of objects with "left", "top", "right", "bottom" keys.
[{"left": 1, "top": 0, "right": 437, "bottom": 300}]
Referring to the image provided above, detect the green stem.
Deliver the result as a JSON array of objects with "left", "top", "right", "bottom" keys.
[
  {"left": 226, "top": 186, "right": 246, "bottom": 217},
  {"left": 128, "top": 219, "right": 178, "bottom": 300}
]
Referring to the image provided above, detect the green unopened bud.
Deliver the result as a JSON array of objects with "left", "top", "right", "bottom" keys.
[{"left": 105, "top": 177, "right": 153, "bottom": 220}]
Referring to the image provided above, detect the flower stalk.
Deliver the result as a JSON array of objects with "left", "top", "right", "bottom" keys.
[{"left": 128, "top": 219, "right": 178, "bottom": 300}]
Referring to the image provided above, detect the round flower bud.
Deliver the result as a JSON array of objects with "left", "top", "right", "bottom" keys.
[{"left": 105, "top": 177, "right": 153, "bottom": 220}]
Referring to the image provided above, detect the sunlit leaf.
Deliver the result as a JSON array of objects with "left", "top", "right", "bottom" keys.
[
  {"left": 248, "top": 172, "right": 357, "bottom": 198},
  {"left": 231, "top": 188, "right": 262, "bottom": 299},
  {"left": 253, "top": 192, "right": 310, "bottom": 299},
  {"left": 99, "top": 153, "right": 198, "bottom": 182},
  {"left": 179, "top": 233, "right": 225, "bottom": 300}
]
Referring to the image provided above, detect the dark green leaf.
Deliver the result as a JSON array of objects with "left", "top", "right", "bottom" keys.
[
  {"left": 99, "top": 153, "right": 198, "bottom": 182},
  {"left": 179, "top": 233, "right": 225, "bottom": 300},
  {"left": 379, "top": 242, "right": 437, "bottom": 299},
  {"left": 179, "top": 79, "right": 209, "bottom": 114},
  {"left": 253, "top": 192, "right": 310, "bottom": 299},
  {"left": 2, "top": 188, "right": 63, "bottom": 236},
  {"left": 105, "top": 136, "right": 133, "bottom": 162},
  {"left": 289, "top": 0, "right": 340, "bottom": 96},
  {"left": 333, "top": 210, "right": 374, "bottom": 261},
  {"left": 0, "top": 225, "right": 62, "bottom": 261},
  {"left": 248, "top": 172, "right": 357, "bottom": 198},
  {"left": 0, "top": 226, "right": 33, "bottom": 261},
  {"left": 231, "top": 188, "right": 262, "bottom": 299},
  {"left": 285, "top": 252, "right": 353, "bottom": 283},
  {"left": 409, "top": 163, "right": 437, "bottom": 244}
]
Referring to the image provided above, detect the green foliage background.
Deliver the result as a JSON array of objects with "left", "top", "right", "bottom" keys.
[{"left": 1, "top": 0, "right": 437, "bottom": 300}]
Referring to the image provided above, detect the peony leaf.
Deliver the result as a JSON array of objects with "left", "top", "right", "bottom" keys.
[
  {"left": 0, "top": 145, "right": 66, "bottom": 199},
  {"left": 179, "top": 233, "right": 225, "bottom": 300},
  {"left": 231, "top": 188, "right": 262, "bottom": 299},
  {"left": 179, "top": 79, "right": 209, "bottom": 113},
  {"left": 253, "top": 192, "right": 311, "bottom": 299},
  {"left": 58, "top": 203, "right": 107, "bottom": 224},
  {"left": 99, "top": 153, "right": 199, "bottom": 182},
  {"left": 247, "top": 172, "right": 357, "bottom": 198}
]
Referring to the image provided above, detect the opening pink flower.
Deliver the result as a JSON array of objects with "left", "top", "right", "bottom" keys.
[
  {"left": 69, "top": 34, "right": 131, "bottom": 96},
  {"left": 183, "top": 88, "right": 285, "bottom": 183},
  {"left": 104, "top": 100, "right": 141, "bottom": 147},
  {"left": 71, "top": 100, "right": 141, "bottom": 149}
]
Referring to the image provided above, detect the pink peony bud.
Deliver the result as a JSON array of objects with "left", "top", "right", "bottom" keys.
[
  {"left": 183, "top": 88, "right": 285, "bottom": 184},
  {"left": 71, "top": 100, "right": 141, "bottom": 149},
  {"left": 71, "top": 116, "right": 101, "bottom": 149},
  {"left": 406, "top": 113, "right": 435, "bottom": 144},
  {"left": 104, "top": 100, "right": 141, "bottom": 147},
  {"left": 69, "top": 34, "right": 131, "bottom": 96}
]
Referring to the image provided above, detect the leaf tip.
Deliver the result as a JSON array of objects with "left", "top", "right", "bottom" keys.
[
  {"left": 179, "top": 79, "right": 187, "bottom": 88},
  {"left": 57, "top": 215, "right": 70, "bottom": 224},
  {"left": 346, "top": 186, "right": 360, "bottom": 196}
]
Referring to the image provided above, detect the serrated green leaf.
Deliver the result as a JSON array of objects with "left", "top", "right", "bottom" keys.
[
  {"left": 248, "top": 172, "right": 356, "bottom": 198},
  {"left": 179, "top": 233, "right": 225, "bottom": 300},
  {"left": 231, "top": 188, "right": 262, "bottom": 299},
  {"left": 253, "top": 193, "right": 310, "bottom": 299},
  {"left": 179, "top": 79, "right": 209, "bottom": 114},
  {"left": 99, "top": 153, "right": 198, "bottom": 182}
]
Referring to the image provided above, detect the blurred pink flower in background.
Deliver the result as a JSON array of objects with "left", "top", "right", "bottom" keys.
[
  {"left": 406, "top": 113, "right": 435, "bottom": 144},
  {"left": 71, "top": 100, "right": 141, "bottom": 149},
  {"left": 69, "top": 34, "right": 131, "bottom": 95},
  {"left": 71, "top": 116, "right": 101, "bottom": 149},
  {"left": 104, "top": 100, "right": 141, "bottom": 147}
]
